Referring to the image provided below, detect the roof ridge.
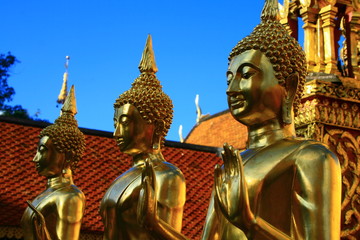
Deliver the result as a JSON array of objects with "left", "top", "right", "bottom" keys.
[
  {"left": 0, "top": 116, "right": 221, "bottom": 154},
  {"left": 184, "top": 109, "right": 230, "bottom": 142}
]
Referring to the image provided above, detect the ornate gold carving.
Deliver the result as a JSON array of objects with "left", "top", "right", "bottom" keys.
[
  {"left": 295, "top": 122, "right": 323, "bottom": 141},
  {"left": 303, "top": 79, "right": 360, "bottom": 100},
  {"left": 323, "top": 128, "right": 360, "bottom": 239},
  {"left": 296, "top": 97, "right": 360, "bottom": 129}
]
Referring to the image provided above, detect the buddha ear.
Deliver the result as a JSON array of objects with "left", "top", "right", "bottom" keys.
[
  {"left": 282, "top": 72, "right": 299, "bottom": 125},
  {"left": 64, "top": 152, "right": 72, "bottom": 166},
  {"left": 152, "top": 119, "right": 165, "bottom": 150}
]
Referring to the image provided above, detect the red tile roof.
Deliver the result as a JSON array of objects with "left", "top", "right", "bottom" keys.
[
  {"left": 185, "top": 110, "right": 248, "bottom": 150},
  {"left": 0, "top": 117, "right": 222, "bottom": 239}
]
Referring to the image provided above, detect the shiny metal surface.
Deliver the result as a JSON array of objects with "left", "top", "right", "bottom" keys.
[
  {"left": 21, "top": 86, "right": 86, "bottom": 240},
  {"left": 137, "top": 1, "right": 342, "bottom": 239},
  {"left": 100, "top": 35, "right": 186, "bottom": 240}
]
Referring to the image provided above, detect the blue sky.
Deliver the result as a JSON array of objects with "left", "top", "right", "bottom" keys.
[{"left": 3, "top": 1, "right": 273, "bottom": 141}]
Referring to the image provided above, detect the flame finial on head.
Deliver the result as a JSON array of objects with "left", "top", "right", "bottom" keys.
[
  {"left": 115, "top": 35, "right": 173, "bottom": 146},
  {"left": 61, "top": 85, "right": 77, "bottom": 116},
  {"left": 40, "top": 84, "right": 85, "bottom": 171},
  {"left": 261, "top": 0, "right": 280, "bottom": 21},
  {"left": 139, "top": 34, "right": 158, "bottom": 73},
  {"left": 228, "top": 0, "right": 307, "bottom": 117}
]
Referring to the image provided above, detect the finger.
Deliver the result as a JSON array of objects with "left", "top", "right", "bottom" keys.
[
  {"left": 141, "top": 159, "right": 149, "bottom": 183},
  {"left": 144, "top": 159, "right": 153, "bottom": 184},
  {"left": 215, "top": 164, "right": 233, "bottom": 219},
  {"left": 224, "top": 144, "right": 237, "bottom": 175},
  {"left": 221, "top": 151, "right": 229, "bottom": 177},
  {"left": 236, "top": 150, "right": 244, "bottom": 175},
  {"left": 232, "top": 149, "right": 241, "bottom": 173},
  {"left": 149, "top": 162, "right": 156, "bottom": 190},
  {"left": 141, "top": 167, "right": 146, "bottom": 183},
  {"left": 214, "top": 164, "right": 223, "bottom": 206},
  {"left": 223, "top": 143, "right": 232, "bottom": 175},
  {"left": 145, "top": 176, "right": 157, "bottom": 217},
  {"left": 228, "top": 145, "right": 236, "bottom": 174},
  {"left": 221, "top": 149, "right": 225, "bottom": 162},
  {"left": 137, "top": 184, "right": 146, "bottom": 226},
  {"left": 145, "top": 158, "right": 150, "bottom": 174}
]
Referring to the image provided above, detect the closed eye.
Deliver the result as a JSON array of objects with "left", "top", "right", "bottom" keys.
[
  {"left": 113, "top": 118, "right": 118, "bottom": 129},
  {"left": 39, "top": 145, "right": 47, "bottom": 152},
  {"left": 242, "top": 71, "right": 255, "bottom": 79},
  {"left": 120, "top": 116, "right": 130, "bottom": 125},
  {"left": 239, "top": 64, "right": 259, "bottom": 80},
  {"left": 240, "top": 65, "right": 258, "bottom": 79},
  {"left": 226, "top": 72, "right": 233, "bottom": 86}
]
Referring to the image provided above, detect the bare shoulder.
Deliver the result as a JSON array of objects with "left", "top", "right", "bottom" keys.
[
  {"left": 56, "top": 185, "right": 85, "bottom": 207},
  {"left": 153, "top": 161, "right": 186, "bottom": 207},
  {"left": 293, "top": 138, "right": 338, "bottom": 162},
  {"left": 55, "top": 185, "right": 85, "bottom": 222},
  {"left": 287, "top": 138, "right": 340, "bottom": 175},
  {"left": 154, "top": 161, "right": 185, "bottom": 182}
]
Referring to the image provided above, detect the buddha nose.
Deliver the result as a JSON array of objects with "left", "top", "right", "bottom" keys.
[
  {"left": 33, "top": 152, "right": 40, "bottom": 162},
  {"left": 227, "top": 85, "right": 240, "bottom": 97},
  {"left": 113, "top": 123, "right": 122, "bottom": 138},
  {"left": 227, "top": 79, "right": 241, "bottom": 95}
]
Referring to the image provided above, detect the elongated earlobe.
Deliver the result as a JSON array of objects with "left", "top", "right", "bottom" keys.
[
  {"left": 282, "top": 73, "right": 299, "bottom": 125},
  {"left": 152, "top": 120, "right": 165, "bottom": 150}
]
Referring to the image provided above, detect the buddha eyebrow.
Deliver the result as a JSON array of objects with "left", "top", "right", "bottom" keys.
[
  {"left": 39, "top": 144, "right": 47, "bottom": 149},
  {"left": 114, "top": 113, "right": 129, "bottom": 119},
  {"left": 118, "top": 114, "right": 131, "bottom": 121},
  {"left": 238, "top": 63, "right": 261, "bottom": 73}
]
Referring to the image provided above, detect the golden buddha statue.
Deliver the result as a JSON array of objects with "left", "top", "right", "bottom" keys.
[
  {"left": 21, "top": 85, "right": 86, "bottom": 240},
  {"left": 99, "top": 35, "right": 186, "bottom": 240},
  {"left": 137, "top": 0, "right": 342, "bottom": 239}
]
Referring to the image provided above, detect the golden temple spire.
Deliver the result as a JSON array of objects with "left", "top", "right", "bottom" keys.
[
  {"left": 261, "top": 0, "right": 280, "bottom": 21},
  {"left": 61, "top": 85, "right": 77, "bottom": 116},
  {"left": 138, "top": 34, "right": 158, "bottom": 73},
  {"left": 57, "top": 56, "right": 70, "bottom": 104}
]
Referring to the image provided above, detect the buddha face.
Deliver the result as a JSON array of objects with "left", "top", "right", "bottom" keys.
[
  {"left": 113, "top": 103, "right": 155, "bottom": 155},
  {"left": 33, "top": 136, "right": 65, "bottom": 177},
  {"left": 226, "top": 49, "right": 285, "bottom": 126}
]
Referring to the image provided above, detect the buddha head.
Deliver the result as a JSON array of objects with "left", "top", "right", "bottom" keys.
[
  {"left": 33, "top": 86, "right": 85, "bottom": 177},
  {"left": 226, "top": 0, "right": 307, "bottom": 126},
  {"left": 113, "top": 35, "right": 173, "bottom": 156}
]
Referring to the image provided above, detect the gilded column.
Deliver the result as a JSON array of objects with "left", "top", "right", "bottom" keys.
[
  {"left": 319, "top": 5, "right": 340, "bottom": 74},
  {"left": 314, "top": 16, "right": 326, "bottom": 72},
  {"left": 279, "top": 1, "right": 299, "bottom": 39},
  {"left": 349, "top": 11, "right": 360, "bottom": 79},
  {"left": 300, "top": 7, "right": 319, "bottom": 72}
]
